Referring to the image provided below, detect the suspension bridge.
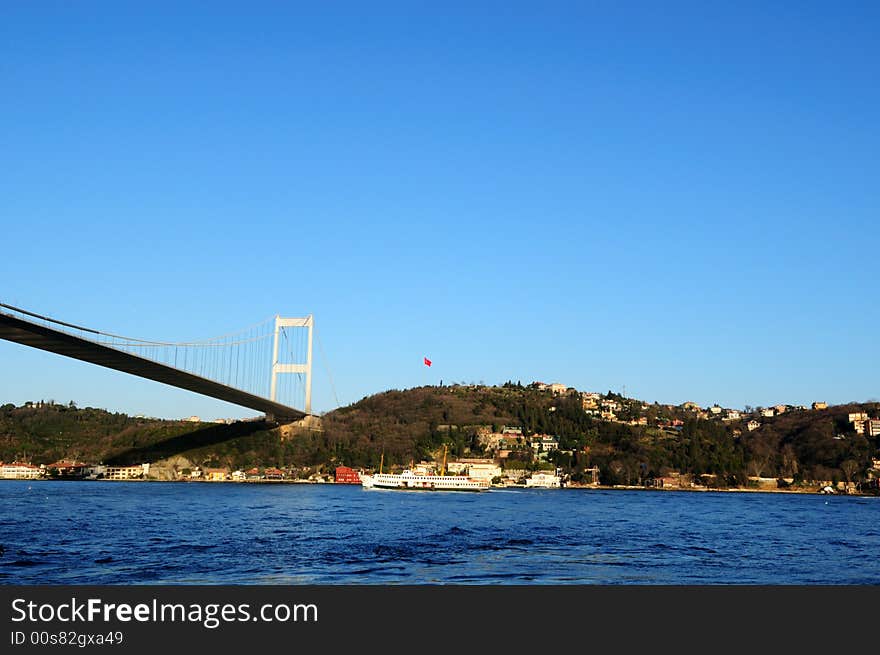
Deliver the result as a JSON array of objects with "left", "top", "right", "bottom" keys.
[{"left": 0, "top": 302, "right": 317, "bottom": 423}]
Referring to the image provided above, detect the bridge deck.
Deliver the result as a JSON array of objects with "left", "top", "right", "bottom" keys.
[{"left": 0, "top": 312, "right": 305, "bottom": 422}]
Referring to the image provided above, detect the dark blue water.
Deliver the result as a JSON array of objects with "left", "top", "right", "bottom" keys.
[{"left": 1, "top": 481, "right": 879, "bottom": 584}]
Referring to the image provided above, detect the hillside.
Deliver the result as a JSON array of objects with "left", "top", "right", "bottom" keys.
[{"left": 2, "top": 388, "right": 879, "bottom": 488}]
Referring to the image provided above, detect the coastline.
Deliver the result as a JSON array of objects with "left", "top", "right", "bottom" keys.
[{"left": 3, "top": 477, "right": 870, "bottom": 496}]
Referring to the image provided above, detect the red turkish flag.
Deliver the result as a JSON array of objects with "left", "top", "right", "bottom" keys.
[{"left": 424, "top": 357, "right": 432, "bottom": 367}]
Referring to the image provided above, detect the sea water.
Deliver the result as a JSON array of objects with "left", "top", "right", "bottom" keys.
[{"left": 1, "top": 481, "right": 878, "bottom": 584}]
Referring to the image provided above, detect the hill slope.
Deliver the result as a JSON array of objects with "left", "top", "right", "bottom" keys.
[{"left": 2, "top": 389, "right": 878, "bottom": 487}]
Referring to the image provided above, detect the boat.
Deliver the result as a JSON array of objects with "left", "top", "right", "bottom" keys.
[{"left": 360, "top": 447, "right": 490, "bottom": 492}]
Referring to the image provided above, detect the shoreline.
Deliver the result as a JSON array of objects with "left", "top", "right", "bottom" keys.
[{"left": 2, "top": 477, "right": 869, "bottom": 496}]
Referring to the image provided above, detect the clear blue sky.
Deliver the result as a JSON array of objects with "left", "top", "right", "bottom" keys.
[{"left": 1, "top": 2, "right": 877, "bottom": 419}]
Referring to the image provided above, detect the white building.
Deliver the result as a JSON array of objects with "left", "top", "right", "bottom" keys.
[
  {"left": 525, "top": 472, "right": 562, "bottom": 488},
  {"left": 747, "top": 420, "right": 761, "bottom": 432},
  {"left": 105, "top": 464, "right": 150, "bottom": 480},
  {"left": 467, "top": 463, "right": 502, "bottom": 481},
  {"left": 0, "top": 462, "right": 43, "bottom": 479},
  {"left": 530, "top": 435, "right": 559, "bottom": 453}
]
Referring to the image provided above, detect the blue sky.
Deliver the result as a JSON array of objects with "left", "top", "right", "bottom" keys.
[{"left": 1, "top": 2, "right": 877, "bottom": 419}]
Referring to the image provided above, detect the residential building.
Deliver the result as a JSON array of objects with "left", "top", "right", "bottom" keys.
[
  {"left": 681, "top": 401, "right": 700, "bottom": 411},
  {"left": 46, "top": 461, "right": 88, "bottom": 478},
  {"left": 0, "top": 462, "right": 43, "bottom": 479},
  {"left": 203, "top": 467, "right": 229, "bottom": 482},
  {"left": 708, "top": 405, "right": 723, "bottom": 415},
  {"left": 264, "top": 468, "right": 285, "bottom": 480},
  {"left": 231, "top": 470, "right": 247, "bottom": 481},
  {"left": 725, "top": 410, "right": 741, "bottom": 421},
  {"left": 413, "top": 462, "right": 437, "bottom": 475},
  {"left": 581, "top": 392, "right": 601, "bottom": 410},
  {"left": 760, "top": 408, "right": 775, "bottom": 418},
  {"left": 548, "top": 383, "right": 567, "bottom": 395},
  {"left": 478, "top": 432, "right": 506, "bottom": 449},
  {"left": 867, "top": 420, "right": 880, "bottom": 438},
  {"left": 467, "top": 463, "right": 502, "bottom": 481},
  {"left": 747, "top": 420, "right": 761, "bottom": 432},
  {"left": 525, "top": 472, "right": 562, "bottom": 488},
  {"left": 105, "top": 464, "right": 150, "bottom": 480},
  {"left": 530, "top": 435, "right": 559, "bottom": 454},
  {"left": 335, "top": 466, "right": 361, "bottom": 484},
  {"left": 774, "top": 405, "right": 787, "bottom": 415},
  {"left": 184, "top": 416, "right": 201, "bottom": 423},
  {"left": 848, "top": 412, "right": 869, "bottom": 423},
  {"left": 853, "top": 420, "right": 866, "bottom": 435},
  {"left": 812, "top": 401, "right": 828, "bottom": 410}
]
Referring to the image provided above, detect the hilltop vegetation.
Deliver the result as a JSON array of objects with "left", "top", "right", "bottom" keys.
[{"left": 2, "top": 388, "right": 879, "bottom": 488}]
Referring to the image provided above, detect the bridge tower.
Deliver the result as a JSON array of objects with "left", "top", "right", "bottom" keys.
[{"left": 270, "top": 315, "right": 313, "bottom": 415}]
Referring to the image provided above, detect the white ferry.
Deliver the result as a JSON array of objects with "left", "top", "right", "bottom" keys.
[
  {"left": 360, "top": 470, "right": 490, "bottom": 492},
  {"left": 360, "top": 446, "right": 490, "bottom": 492}
]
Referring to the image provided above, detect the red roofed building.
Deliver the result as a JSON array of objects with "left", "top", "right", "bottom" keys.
[
  {"left": 47, "top": 461, "right": 88, "bottom": 478},
  {"left": 264, "top": 467, "right": 285, "bottom": 480},
  {"left": 335, "top": 466, "right": 361, "bottom": 484}
]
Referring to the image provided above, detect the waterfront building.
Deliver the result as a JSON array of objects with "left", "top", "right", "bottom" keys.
[
  {"left": 335, "top": 466, "right": 361, "bottom": 484},
  {"left": 105, "top": 464, "right": 150, "bottom": 480},
  {"left": 457, "top": 462, "right": 502, "bottom": 481},
  {"left": 203, "top": 467, "right": 229, "bottom": 481},
  {"left": 525, "top": 472, "right": 562, "bottom": 488},
  {"left": 46, "top": 461, "right": 88, "bottom": 478},
  {"left": 0, "top": 462, "right": 43, "bottom": 479}
]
